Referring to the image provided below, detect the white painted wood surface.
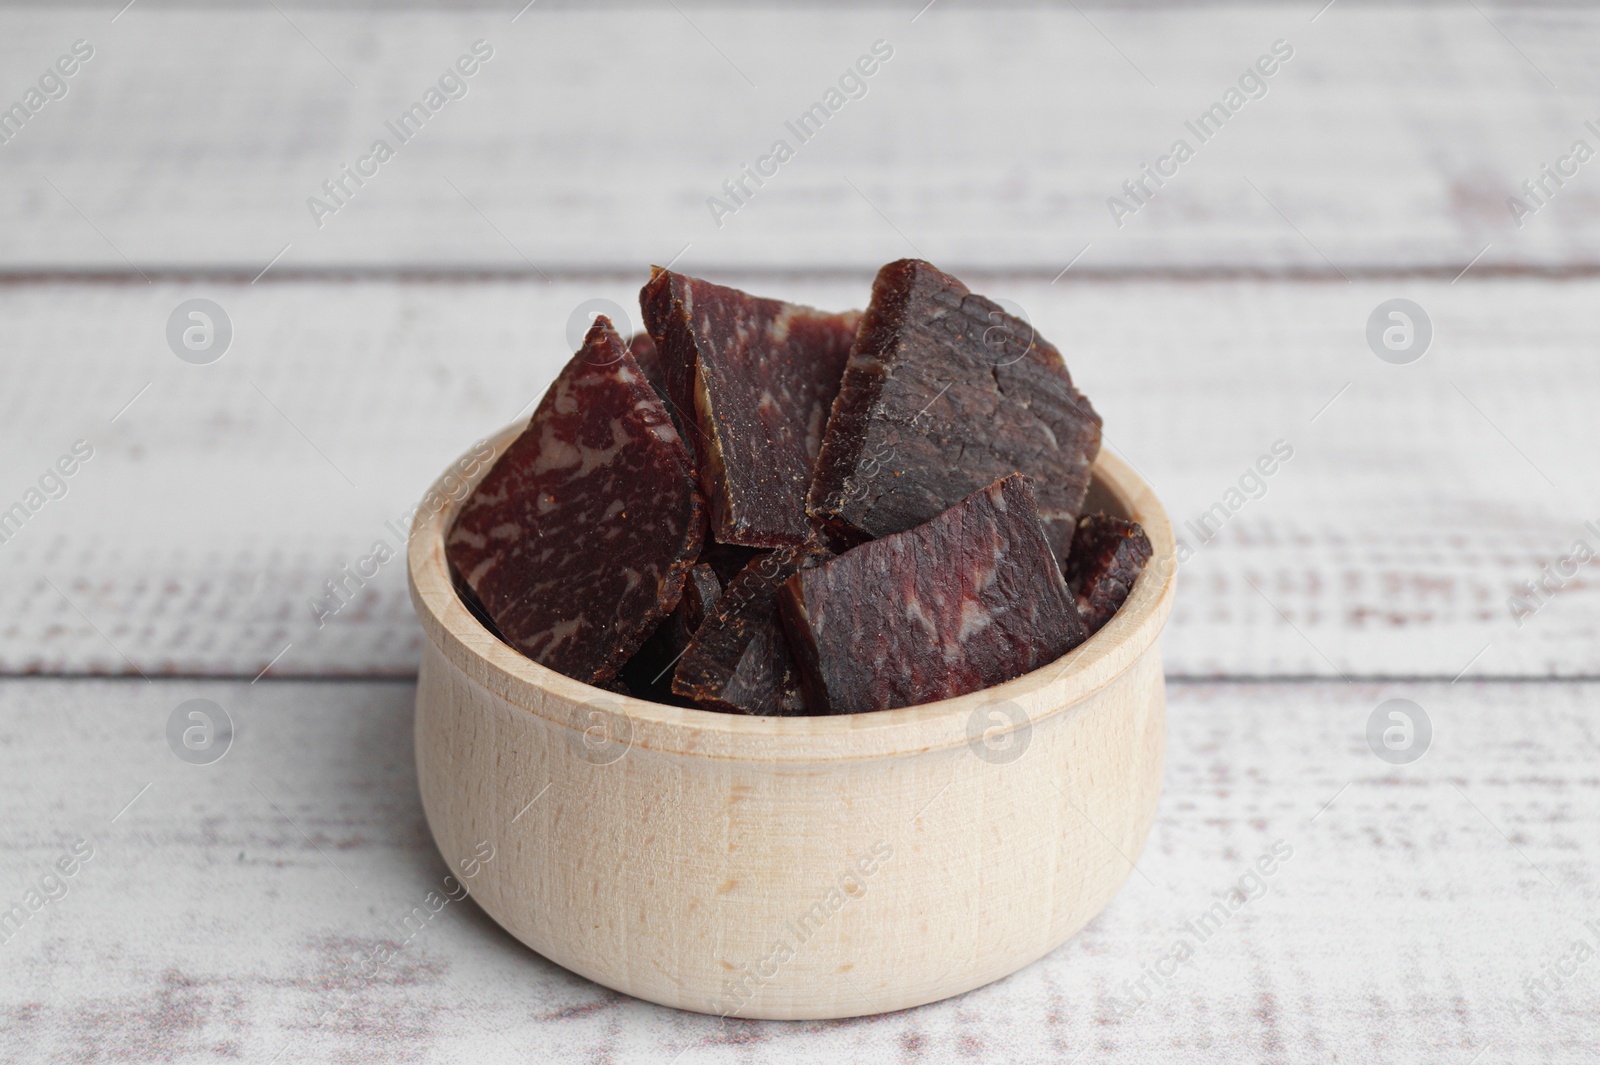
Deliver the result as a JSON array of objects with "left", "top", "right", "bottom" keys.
[
  {"left": 3, "top": 2, "right": 1598, "bottom": 1060},
  {"left": 2, "top": 276, "right": 1596, "bottom": 679},
  {"left": 0, "top": 5, "right": 1596, "bottom": 274},
  {"left": 0, "top": 677, "right": 1592, "bottom": 1062}
]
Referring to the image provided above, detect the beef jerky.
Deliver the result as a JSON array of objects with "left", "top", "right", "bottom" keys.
[
  {"left": 641, "top": 268, "right": 861, "bottom": 548},
  {"left": 1063, "top": 513, "right": 1152, "bottom": 635},
  {"left": 806, "top": 259, "right": 1102, "bottom": 561},
  {"left": 446, "top": 316, "right": 705, "bottom": 686},
  {"left": 619, "top": 563, "right": 723, "bottom": 700},
  {"left": 672, "top": 544, "right": 830, "bottom": 715},
  {"left": 627, "top": 332, "right": 669, "bottom": 405},
  {"left": 671, "top": 564, "right": 724, "bottom": 648},
  {"left": 626, "top": 330, "right": 693, "bottom": 458},
  {"left": 781, "top": 475, "right": 1088, "bottom": 715}
]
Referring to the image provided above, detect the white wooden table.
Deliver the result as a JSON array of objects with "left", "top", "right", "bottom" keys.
[{"left": 3, "top": 3, "right": 1598, "bottom": 1062}]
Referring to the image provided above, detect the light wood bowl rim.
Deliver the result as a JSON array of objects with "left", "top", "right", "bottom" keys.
[{"left": 407, "top": 421, "right": 1176, "bottom": 761}]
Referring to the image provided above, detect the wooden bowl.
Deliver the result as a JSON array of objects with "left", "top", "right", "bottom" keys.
[{"left": 408, "top": 421, "right": 1176, "bottom": 1020}]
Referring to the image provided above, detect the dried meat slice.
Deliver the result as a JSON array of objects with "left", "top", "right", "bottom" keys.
[
  {"left": 626, "top": 330, "right": 692, "bottom": 460},
  {"left": 446, "top": 316, "right": 705, "bottom": 686},
  {"left": 672, "top": 545, "right": 830, "bottom": 715},
  {"left": 619, "top": 563, "right": 723, "bottom": 700},
  {"left": 781, "top": 474, "right": 1088, "bottom": 715},
  {"left": 641, "top": 268, "right": 860, "bottom": 548},
  {"left": 806, "top": 259, "right": 1102, "bottom": 562},
  {"left": 1063, "top": 513, "right": 1152, "bottom": 635},
  {"left": 671, "top": 564, "right": 724, "bottom": 648},
  {"left": 628, "top": 332, "right": 669, "bottom": 405}
]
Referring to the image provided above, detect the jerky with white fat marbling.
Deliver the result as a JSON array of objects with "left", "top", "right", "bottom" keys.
[
  {"left": 641, "top": 268, "right": 860, "bottom": 548},
  {"left": 1063, "top": 512, "right": 1152, "bottom": 635},
  {"left": 781, "top": 474, "right": 1087, "bottom": 714},
  {"left": 446, "top": 316, "right": 704, "bottom": 686}
]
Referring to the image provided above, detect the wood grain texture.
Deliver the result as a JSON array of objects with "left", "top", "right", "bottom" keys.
[
  {"left": 0, "top": 2, "right": 1589, "bottom": 1057},
  {"left": 0, "top": 5, "right": 1596, "bottom": 274},
  {"left": 2, "top": 276, "right": 1596, "bottom": 679},
  {"left": 1, "top": 676, "right": 1593, "bottom": 1061}
]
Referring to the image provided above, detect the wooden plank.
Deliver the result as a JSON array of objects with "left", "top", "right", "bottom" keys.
[
  {"left": 0, "top": 677, "right": 1593, "bottom": 1061},
  {"left": 3, "top": 275, "right": 1596, "bottom": 678},
  {"left": 0, "top": 5, "right": 1596, "bottom": 273}
]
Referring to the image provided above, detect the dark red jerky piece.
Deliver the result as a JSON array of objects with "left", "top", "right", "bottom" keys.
[
  {"left": 781, "top": 475, "right": 1088, "bottom": 715},
  {"left": 675, "top": 564, "right": 724, "bottom": 643},
  {"left": 806, "top": 259, "right": 1102, "bottom": 561},
  {"left": 628, "top": 332, "right": 669, "bottom": 405},
  {"left": 619, "top": 563, "right": 723, "bottom": 700},
  {"left": 641, "top": 268, "right": 861, "bottom": 548},
  {"left": 627, "top": 330, "right": 693, "bottom": 459},
  {"left": 446, "top": 317, "right": 705, "bottom": 686},
  {"left": 672, "top": 545, "right": 830, "bottom": 715},
  {"left": 637, "top": 271, "right": 704, "bottom": 461},
  {"left": 1063, "top": 513, "right": 1152, "bottom": 635}
]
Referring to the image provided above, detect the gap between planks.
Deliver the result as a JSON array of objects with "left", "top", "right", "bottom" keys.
[{"left": 0, "top": 264, "right": 1598, "bottom": 287}]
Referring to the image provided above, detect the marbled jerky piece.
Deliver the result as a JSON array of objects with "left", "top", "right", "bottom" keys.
[
  {"left": 628, "top": 332, "right": 668, "bottom": 404},
  {"left": 619, "top": 563, "right": 723, "bottom": 700},
  {"left": 627, "top": 330, "right": 696, "bottom": 461},
  {"left": 673, "top": 564, "right": 724, "bottom": 646},
  {"left": 781, "top": 475, "right": 1088, "bottom": 715},
  {"left": 806, "top": 259, "right": 1102, "bottom": 561},
  {"left": 641, "top": 268, "right": 861, "bottom": 548},
  {"left": 446, "top": 316, "right": 705, "bottom": 686},
  {"left": 672, "top": 545, "right": 830, "bottom": 715},
  {"left": 1063, "top": 513, "right": 1152, "bottom": 635}
]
